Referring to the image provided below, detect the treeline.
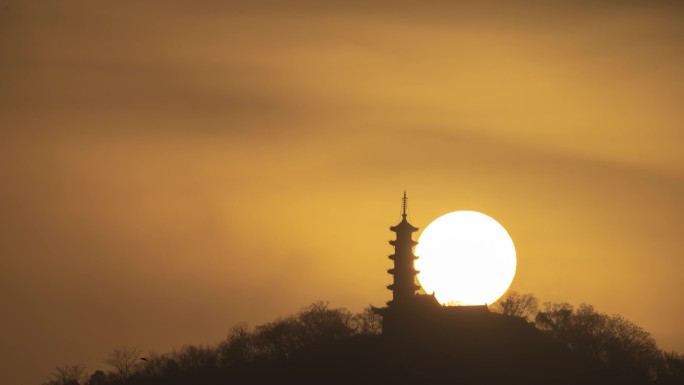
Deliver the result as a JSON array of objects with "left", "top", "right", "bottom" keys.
[
  {"left": 45, "top": 295, "right": 684, "bottom": 385},
  {"left": 497, "top": 292, "right": 683, "bottom": 383},
  {"left": 44, "top": 302, "right": 382, "bottom": 385}
]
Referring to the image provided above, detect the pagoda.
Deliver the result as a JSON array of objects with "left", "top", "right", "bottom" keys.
[
  {"left": 373, "top": 192, "right": 441, "bottom": 335},
  {"left": 386, "top": 191, "right": 422, "bottom": 307}
]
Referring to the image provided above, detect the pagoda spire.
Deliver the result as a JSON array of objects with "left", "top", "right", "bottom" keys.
[
  {"left": 401, "top": 190, "right": 408, "bottom": 220},
  {"left": 387, "top": 192, "right": 421, "bottom": 307}
]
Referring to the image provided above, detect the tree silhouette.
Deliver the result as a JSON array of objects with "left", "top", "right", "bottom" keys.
[
  {"left": 48, "top": 299, "right": 684, "bottom": 385},
  {"left": 86, "top": 370, "right": 107, "bottom": 385},
  {"left": 252, "top": 315, "right": 303, "bottom": 361},
  {"left": 136, "top": 352, "right": 162, "bottom": 378},
  {"left": 536, "top": 302, "right": 662, "bottom": 381},
  {"left": 104, "top": 347, "right": 141, "bottom": 380},
  {"left": 44, "top": 364, "right": 87, "bottom": 385},
  {"left": 218, "top": 322, "right": 255, "bottom": 366},
  {"left": 297, "top": 301, "right": 355, "bottom": 344},
  {"left": 659, "top": 351, "right": 684, "bottom": 383},
  {"left": 353, "top": 306, "right": 382, "bottom": 335},
  {"left": 493, "top": 291, "right": 539, "bottom": 321},
  {"left": 175, "top": 344, "right": 218, "bottom": 372}
]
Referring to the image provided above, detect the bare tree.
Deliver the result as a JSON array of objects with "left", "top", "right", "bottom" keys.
[
  {"left": 104, "top": 346, "right": 142, "bottom": 380},
  {"left": 659, "top": 351, "right": 684, "bottom": 382},
  {"left": 298, "top": 301, "right": 355, "bottom": 344},
  {"left": 493, "top": 291, "right": 539, "bottom": 321},
  {"left": 536, "top": 302, "right": 661, "bottom": 380},
  {"left": 219, "top": 322, "right": 255, "bottom": 366},
  {"left": 354, "top": 306, "right": 382, "bottom": 335},
  {"left": 253, "top": 315, "right": 303, "bottom": 360},
  {"left": 137, "top": 351, "right": 178, "bottom": 377},
  {"left": 47, "top": 364, "right": 86, "bottom": 385},
  {"left": 175, "top": 344, "right": 219, "bottom": 372}
]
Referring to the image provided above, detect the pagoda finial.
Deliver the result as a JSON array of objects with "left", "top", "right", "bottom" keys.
[{"left": 402, "top": 190, "right": 408, "bottom": 220}]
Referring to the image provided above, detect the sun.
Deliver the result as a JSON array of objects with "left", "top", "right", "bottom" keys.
[{"left": 415, "top": 211, "right": 516, "bottom": 306}]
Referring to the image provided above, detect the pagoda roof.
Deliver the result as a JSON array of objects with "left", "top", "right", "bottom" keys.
[{"left": 390, "top": 217, "right": 419, "bottom": 232}]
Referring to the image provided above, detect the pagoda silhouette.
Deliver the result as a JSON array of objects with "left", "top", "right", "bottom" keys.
[
  {"left": 365, "top": 195, "right": 620, "bottom": 384},
  {"left": 373, "top": 192, "right": 490, "bottom": 336}
]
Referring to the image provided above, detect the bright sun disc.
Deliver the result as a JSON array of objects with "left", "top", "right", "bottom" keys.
[{"left": 415, "top": 211, "right": 516, "bottom": 306}]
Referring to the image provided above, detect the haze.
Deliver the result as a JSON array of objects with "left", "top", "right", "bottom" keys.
[{"left": 2, "top": 1, "right": 684, "bottom": 384}]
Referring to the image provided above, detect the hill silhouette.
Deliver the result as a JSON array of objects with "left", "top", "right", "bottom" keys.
[{"left": 45, "top": 295, "right": 684, "bottom": 385}]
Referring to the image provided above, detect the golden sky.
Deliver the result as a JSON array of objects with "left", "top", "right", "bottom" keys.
[{"left": 2, "top": 1, "right": 684, "bottom": 384}]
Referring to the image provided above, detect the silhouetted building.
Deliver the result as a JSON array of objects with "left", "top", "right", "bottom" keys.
[
  {"left": 386, "top": 191, "right": 423, "bottom": 307},
  {"left": 373, "top": 192, "right": 489, "bottom": 336}
]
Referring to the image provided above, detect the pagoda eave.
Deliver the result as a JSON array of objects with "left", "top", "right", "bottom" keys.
[{"left": 390, "top": 222, "right": 419, "bottom": 232}]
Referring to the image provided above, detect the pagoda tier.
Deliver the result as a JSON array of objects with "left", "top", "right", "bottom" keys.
[
  {"left": 390, "top": 220, "right": 418, "bottom": 233},
  {"left": 388, "top": 254, "right": 418, "bottom": 261},
  {"left": 387, "top": 267, "right": 420, "bottom": 275},
  {"left": 387, "top": 283, "right": 422, "bottom": 291},
  {"left": 388, "top": 239, "right": 418, "bottom": 247}
]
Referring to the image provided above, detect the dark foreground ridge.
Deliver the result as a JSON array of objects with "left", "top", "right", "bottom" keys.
[
  {"left": 114, "top": 305, "right": 677, "bottom": 385},
  {"left": 47, "top": 299, "right": 684, "bottom": 385},
  {"left": 214, "top": 311, "right": 608, "bottom": 385}
]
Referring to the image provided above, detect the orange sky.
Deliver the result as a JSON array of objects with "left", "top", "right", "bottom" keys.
[{"left": 2, "top": 1, "right": 684, "bottom": 384}]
